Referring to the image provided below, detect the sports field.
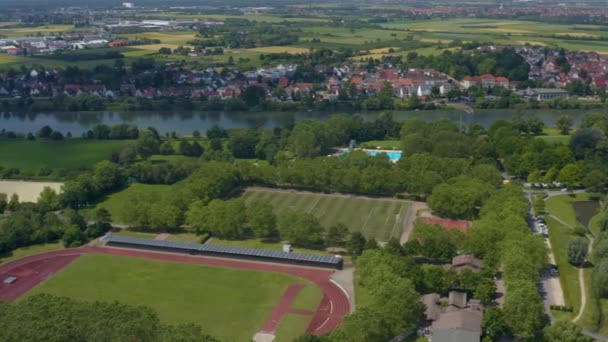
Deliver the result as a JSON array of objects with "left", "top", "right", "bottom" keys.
[
  {"left": 27, "top": 253, "right": 322, "bottom": 341},
  {"left": 0, "top": 139, "right": 133, "bottom": 177},
  {"left": 242, "top": 188, "right": 409, "bottom": 241}
]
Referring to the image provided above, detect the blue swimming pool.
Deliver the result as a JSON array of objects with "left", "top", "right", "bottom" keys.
[{"left": 339, "top": 149, "right": 402, "bottom": 161}]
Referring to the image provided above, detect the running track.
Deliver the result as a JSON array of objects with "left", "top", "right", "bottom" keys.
[{"left": 0, "top": 246, "right": 350, "bottom": 335}]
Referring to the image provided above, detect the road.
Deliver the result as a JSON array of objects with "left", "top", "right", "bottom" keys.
[{"left": 525, "top": 192, "right": 566, "bottom": 316}]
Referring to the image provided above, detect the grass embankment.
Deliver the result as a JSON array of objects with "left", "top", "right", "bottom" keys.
[
  {"left": 0, "top": 242, "right": 64, "bottom": 264},
  {"left": 27, "top": 254, "right": 322, "bottom": 341},
  {"left": 0, "top": 139, "right": 132, "bottom": 178},
  {"left": 242, "top": 189, "right": 409, "bottom": 242}
]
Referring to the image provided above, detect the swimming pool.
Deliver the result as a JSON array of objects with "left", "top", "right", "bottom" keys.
[{"left": 339, "top": 149, "right": 402, "bottom": 162}]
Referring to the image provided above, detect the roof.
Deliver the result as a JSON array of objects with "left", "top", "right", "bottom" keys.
[
  {"left": 422, "top": 293, "right": 442, "bottom": 321},
  {"left": 432, "top": 309, "right": 482, "bottom": 333},
  {"left": 530, "top": 88, "right": 568, "bottom": 94},
  {"left": 452, "top": 255, "right": 482, "bottom": 270},
  {"left": 102, "top": 234, "right": 342, "bottom": 266},
  {"left": 448, "top": 291, "right": 468, "bottom": 308}
]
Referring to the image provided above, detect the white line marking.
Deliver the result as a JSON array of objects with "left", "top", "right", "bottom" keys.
[
  {"left": 315, "top": 317, "right": 331, "bottom": 331},
  {"left": 330, "top": 299, "right": 334, "bottom": 314}
]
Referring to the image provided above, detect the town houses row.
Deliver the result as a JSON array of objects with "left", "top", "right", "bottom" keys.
[{"left": 4, "top": 47, "right": 607, "bottom": 102}]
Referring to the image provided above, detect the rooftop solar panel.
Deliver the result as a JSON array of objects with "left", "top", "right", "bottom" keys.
[{"left": 103, "top": 234, "right": 341, "bottom": 265}]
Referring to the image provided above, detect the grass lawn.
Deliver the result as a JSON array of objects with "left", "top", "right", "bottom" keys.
[
  {"left": 359, "top": 140, "right": 402, "bottom": 150},
  {"left": 274, "top": 314, "right": 313, "bottom": 342},
  {"left": 547, "top": 216, "right": 581, "bottom": 313},
  {"left": 537, "top": 127, "right": 571, "bottom": 145},
  {"left": 546, "top": 193, "right": 592, "bottom": 227},
  {"left": 0, "top": 242, "right": 63, "bottom": 264},
  {"left": 0, "top": 139, "right": 132, "bottom": 177},
  {"left": 89, "top": 183, "right": 172, "bottom": 223},
  {"left": 291, "top": 283, "right": 323, "bottom": 311},
  {"left": 241, "top": 189, "right": 409, "bottom": 242},
  {"left": 27, "top": 254, "right": 322, "bottom": 341}
]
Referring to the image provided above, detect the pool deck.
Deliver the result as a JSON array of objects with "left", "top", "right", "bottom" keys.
[{"left": 336, "top": 148, "right": 402, "bottom": 162}]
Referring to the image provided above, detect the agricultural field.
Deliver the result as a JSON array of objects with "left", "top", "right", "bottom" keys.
[
  {"left": 241, "top": 188, "right": 409, "bottom": 241},
  {"left": 0, "top": 139, "right": 132, "bottom": 177},
  {"left": 27, "top": 253, "right": 322, "bottom": 341},
  {"left": 0, "top": 24, "right": 74, "bottom": 38},
  {"left": 116, "top": 31, "right": 198, "bottom": 45}
]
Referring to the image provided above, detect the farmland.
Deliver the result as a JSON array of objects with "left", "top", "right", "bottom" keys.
[
  {"left": 27, "top": 253, "right": 322, "bottom": 341},
  {"left": 0, "top": 139, "right": 133, "bottom": 178},
  {"left": 241, "top": 188, "right": 409, "bottom": 241}
]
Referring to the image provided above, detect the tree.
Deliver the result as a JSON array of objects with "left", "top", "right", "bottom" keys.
[
  {"left": 277, "top": 210, "right": 324, "bottom": 247},
  {"left": 544, "top": 320, "right": 592, "bottom": 342},
  {"left": 37, "top": 187, "right": 60, "bottom": 212},
  {"left": 474, "top": 278, "right": 497, "bottom": 305},
  {"left": 326, "top": 223, "right": 350, "bottom": 247},
  {"left": 86, "top": 207, "right": 112, "bottom": 237},
  {"left": 246, "top": 199, "right": 276, "bottom": 238},
  {"left": 62, "top": 224, "right": 87, "bottom": 248},
  {"left": 557, "top": 163, "right": 583, "bottom": 188},
  {"left": 36, "top": 125, "right": 53, "bottom": 139},
  {"left": 567, "top": 237, "right": 588, "bottom": 266},
  {"left": 7, "top": 194, "right": 19, "bottom": 211},
  {"left": 186, "top": 199, "right": 246, "bottom": 239},
  {"left": 241, "top": 85, "right": 267, "bottom": 106},
  {"left": 136, "top": 129, "right": 161, "bottom": 159},
  {"left": 119, "top": 146, "right": 137, "bottom": 165},
  {"left": 482, "top": 307, "right": 509, "bottom": 341},
  {"left": 592, "top": 259, "right": 608, "bottom": 298},
  {"left": 557, "top": 115, "right": 574, "bottom": 135},
  {"left": 0, "top": 193, "right": 7, "bottom": 213},
  {"left": 428, "top": 177, "right": 492, "bottom": 219},
  {"left": 159, "top": 141, "right": 175, "bottom": 155},
  {"left": 192, "top": 130, "right": 201, "bottom": 139},
  {"left": 503, "top": 280, "right": 545, "bottom": 341},
  {"left": 347, "top": 232, "right": 366, "bottom": 257}
]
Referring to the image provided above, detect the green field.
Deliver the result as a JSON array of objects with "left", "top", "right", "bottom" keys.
[
  {"left": 27, "top": 253, "right": 322, "bottom": 341},
  {"left": 0, "top": 139, "right": 132, "bottom": 177},
  {"left": 91, "top": 183, "right": 172, "bottom": 223},
  {"left": 242, "top": 189, "right": 409, "bottom": 241}
]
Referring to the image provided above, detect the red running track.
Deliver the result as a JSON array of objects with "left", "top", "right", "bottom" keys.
[{"left": 0, "top": 246, "right": 350, "bottom": 335}]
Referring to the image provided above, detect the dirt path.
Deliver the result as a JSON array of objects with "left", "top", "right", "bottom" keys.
[
  {"left": 573, "top": 234, "right": 594, "bottom": 323},
  {"left": 400, "top": 202, "right": 427, "bottom": 244}
]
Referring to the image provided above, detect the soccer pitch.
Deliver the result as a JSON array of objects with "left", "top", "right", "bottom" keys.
[
  {"left": 26, "top": 254, "right": 322, "bottom": 341},
  {"left": 242, "top": 188, "right": 410, "bottom": 242}
]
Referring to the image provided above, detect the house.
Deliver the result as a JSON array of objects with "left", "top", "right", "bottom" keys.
[
  {"left": 422, "top": 290, "right": 484, "bottom": 342},
  {"left": 514, "top": 88, "right": 569, "bottom": 101},
  {"left": 431, "top": 309, "right": 483, "bottom": 342},
  {"left": 452, "top": 255, "right": 482, "bottom": 273}
]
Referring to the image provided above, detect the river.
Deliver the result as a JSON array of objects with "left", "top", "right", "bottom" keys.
[{"left": 0, "top": 109, "right": 590, "bottom": 135}]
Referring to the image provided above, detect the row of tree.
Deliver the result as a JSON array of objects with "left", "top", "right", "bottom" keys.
[{"left": 0, "top": 294, "right": 217, "bottom": 341}]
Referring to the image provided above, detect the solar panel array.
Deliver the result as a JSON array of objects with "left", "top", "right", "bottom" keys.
[{"left": 103, "top": 233, "right": 342, "bottom": 266}]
